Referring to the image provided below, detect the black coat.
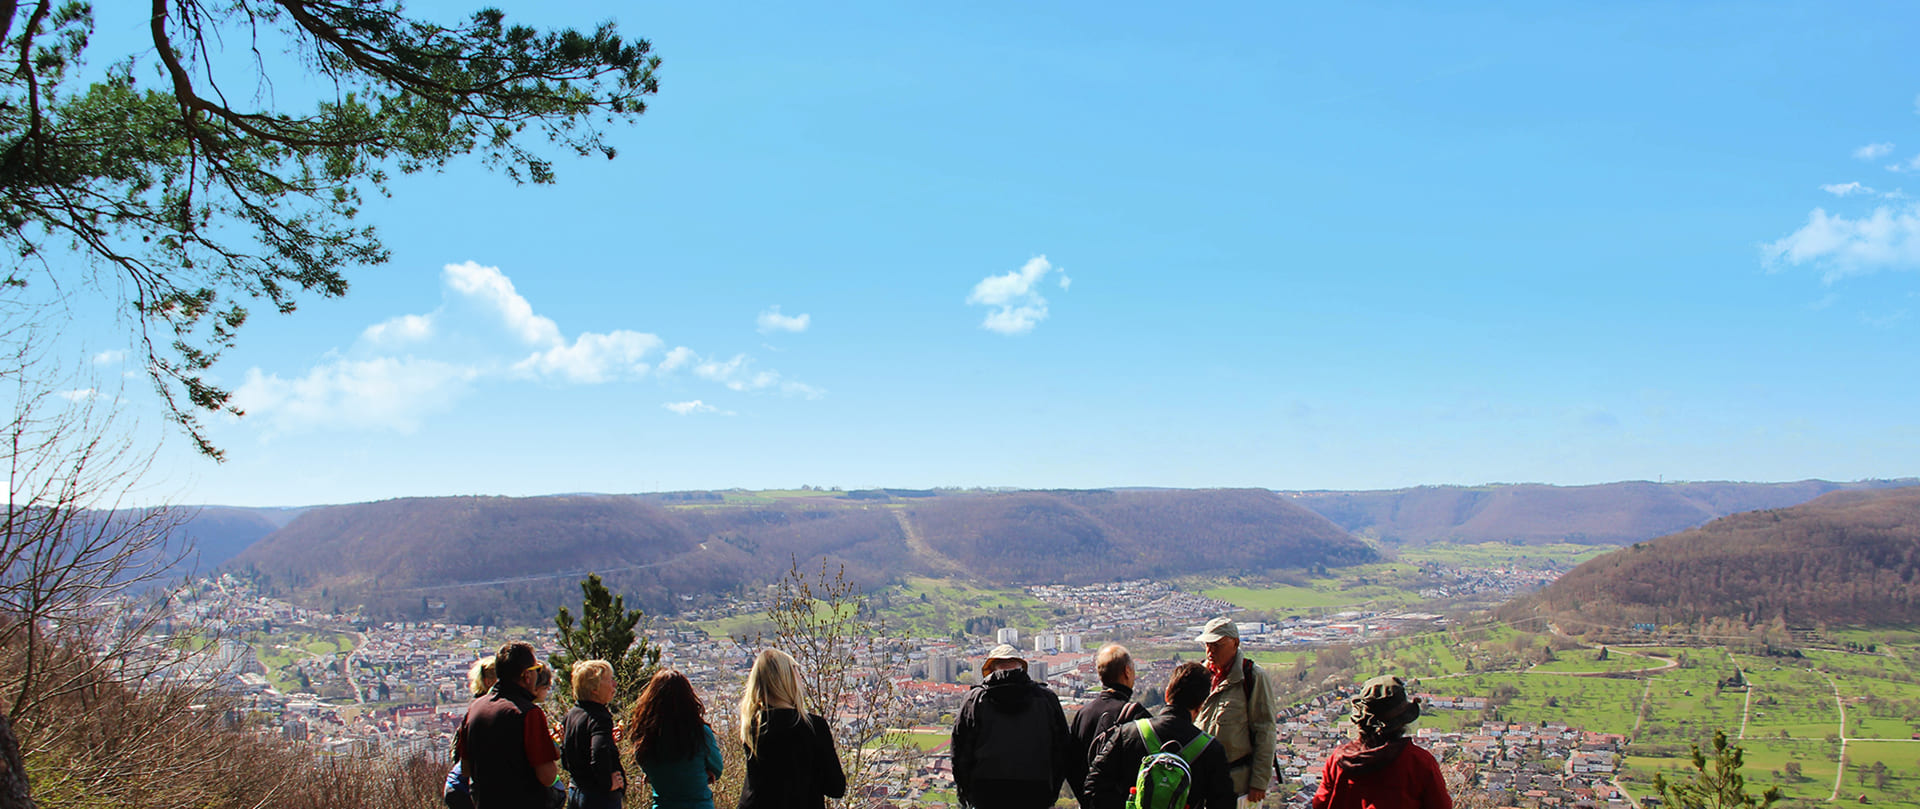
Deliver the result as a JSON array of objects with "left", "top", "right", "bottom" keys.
[
  {"left": 952, "top": 668, "right": 1073, "bottom": 809},
  {"left": 1068, "top": 685, "right": 1147, "bottom": 804},
  {"left": 455, "top": 682, "right": 552, "bottom": 809},
  {"left": 738, "top": 708, "right": 846, "bottom": 809},
  {"left": 561, "top": 700, "right": 625, "bottom": 795},
  {"left": 1084, "top": 708, "right": 1236, "bottom": 809}
]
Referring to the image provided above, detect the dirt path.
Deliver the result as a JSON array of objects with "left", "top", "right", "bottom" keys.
[
  {"left": 894, "top": 510, "right": 964, "bottom": 576},
  {"left": 1737, "top": 665, "right": 1753, "bottom": 740},
  {"left": 1524, "top": 651, "right": 1678, "bottom": 678},
  {"left": 1629, "top": 677, "right": 1655, "bottom": 741},
  {"left": 1818, "top": 670, "right": 1845, "bottom": 802}
]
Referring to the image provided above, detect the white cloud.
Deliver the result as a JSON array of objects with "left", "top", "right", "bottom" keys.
[
  {"left": 363, "top": 313, "right": 435, "bottom": 344},
  {"left": 967, "top": 255, "right": 1068, "bottom": 335},
  {"left": 691, "top": 354, "right": 825, "bottom": 398},
  {"left": 56, "top": 388, "right": 94, "bottom": 402},
  {"left": 756, "top": 306, "right": 811, "bottom": 334},
  {"left": 1821, "top": 182, "right": 1876, "bottom": 197},
  {"left": 1762, "top": 205, "right": 1920, "bottom": 282},
  {"left": 979, "top": 304, "right": 1049, "bottom": 335},
  {"left": 514, "top": 330, "right": 664, "bottom": 383},
  {"left": 442, "top": 261, "right": 561, "bottom": 346},
  {"left": 694, "top": 355, "right": 748, "bottom": 384},
  {"left": 663, "top": 400, "right": 719, "bottom": 415},
  {"left": 1854, "top": 142, "right": 1895, "bottom": 160},
  {"left": 91, "top": 350, "right": 124, "bottom": 366},
  {"left": 656, "top": 346, "right": 696, "bottom": 373},
  {"left": 1058, "top": 273, "right": 1072, "bottom": 291},
  {"left": 233, "top": 357, "right": 480, "bottom": 433},
  {"left": 232, "top": 263, "right": 818, "bottom": 432}
]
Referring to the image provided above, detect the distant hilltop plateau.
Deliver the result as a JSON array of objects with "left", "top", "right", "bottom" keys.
[
  {"left": 133, "top": 478, "right": 1916, "bottom": 624},
  {"left": 1283, "top": 478, "right": 1917, "bottom": 546},
  {"left": 1501, "top": 485, "right": 1920, "bottom": 629},
  {"left": 222, "top": 488, "right": 1368, "bottom": 624}
]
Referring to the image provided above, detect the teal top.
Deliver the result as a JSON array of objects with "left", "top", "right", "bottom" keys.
[{"left": 639, "top": 724, "right": 725, "bottom": 809}]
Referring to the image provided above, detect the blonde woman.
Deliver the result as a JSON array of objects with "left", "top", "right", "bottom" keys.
[
  {"left": 443, "top": 655, "right": 497, "bottom": 809},
  {"left": 564, "top": 660, "right": 630, "bottom": 809},
  {"left": 736, "top": 649, "right": 845, "bottom": 809}
]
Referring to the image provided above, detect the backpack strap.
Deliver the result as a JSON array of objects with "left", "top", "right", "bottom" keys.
[
  {"left": 1139, "top": 719, "right": 1212, "bottom": 764},
  {"left": 1135, "top": 718, "right": 1161, "bottom": 754},
  {"left": 1176, "top": 731, "right": 1214, "bottom": 765},
  {"left": 1241, "top": 657, "right": 1255, "bottom": 701}
]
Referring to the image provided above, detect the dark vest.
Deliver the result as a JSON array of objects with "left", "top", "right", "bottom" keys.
[{"left": 461, "top": 683, "right": 548, "bottom": 809}]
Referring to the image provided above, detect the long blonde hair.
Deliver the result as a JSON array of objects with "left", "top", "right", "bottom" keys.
[{"left": 738, "top": 648, "right": 807, "bottom": 757}]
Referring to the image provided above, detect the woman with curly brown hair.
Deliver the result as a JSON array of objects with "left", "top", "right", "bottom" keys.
[{"left": 627, "top": 668, "right": 724, "bottom": 809}]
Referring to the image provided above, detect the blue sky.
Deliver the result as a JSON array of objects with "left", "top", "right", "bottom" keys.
[{"left": 57, "top": 1, "right": 1920, "bottom": 505}]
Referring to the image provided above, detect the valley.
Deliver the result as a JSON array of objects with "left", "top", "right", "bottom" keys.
[{"left": 157, "top": 481, "right": 1920, "bottom": 807}]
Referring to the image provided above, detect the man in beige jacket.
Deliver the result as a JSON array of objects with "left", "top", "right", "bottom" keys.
[{"left": 1195, "top": 618, "right": 1278, "bottom": 805}]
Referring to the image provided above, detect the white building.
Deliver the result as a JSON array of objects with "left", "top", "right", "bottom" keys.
[
  {"left": 1033, "top": 631, "right": 1057, "bottom": 652},
  {"left": 996, "top": 627, "right": 1020, "bottom": 646}
]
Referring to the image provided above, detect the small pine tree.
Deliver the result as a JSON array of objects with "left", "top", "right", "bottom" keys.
[
  {"left": 550, "top": 574, "right": 661, "bottom": 706},
  {"left": 1652, "top": 731, "right": 1782, "bottom": 809}
]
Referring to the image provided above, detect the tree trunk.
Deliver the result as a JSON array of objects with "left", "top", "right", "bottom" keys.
[{"left": 0, "top": 710, "right": 33, "bottom": 809}]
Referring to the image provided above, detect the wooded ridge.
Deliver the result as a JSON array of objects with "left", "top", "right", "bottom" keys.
[
  {"left": 224, "top": 488, "right": 1370, "bottom": 623},
  {"left": 1501, "top": 485, "right": 1920, "bottom": 629},
  {"left": 1285, "top": 478, "right": 1916, "bottom": 545}
]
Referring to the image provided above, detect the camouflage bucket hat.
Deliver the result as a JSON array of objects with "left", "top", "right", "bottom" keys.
[{"left": 1350, "top": 675, "right": 1420, "bottom": 727}]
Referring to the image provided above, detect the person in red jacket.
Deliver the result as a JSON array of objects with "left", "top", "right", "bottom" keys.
[{"left": 1312, "top": 675, "right": 1451, "bottom": 809}]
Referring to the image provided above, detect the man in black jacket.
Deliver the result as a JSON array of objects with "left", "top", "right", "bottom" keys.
[
  {"left": 952, "top": 644, "right": 1073, "bottom": 809},
  {"left": 1084, "top": 662, "right": 1236, "bottom": 809},
  {"left": 1069, "top": 643, "right": 1148, "bottom": 807},
  {"left": 561, "top": 660, "right": 625, "bottom": 809}
]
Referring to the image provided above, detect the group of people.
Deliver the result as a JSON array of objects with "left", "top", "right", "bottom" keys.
[
  {"left": 954, "top": 617, "right": 1451, "bottom": 809},
  {"left": 446, "top": 616, "right": 1449, "bottom": 809},
  {"left": 447, "top": 643, "right": 844, "bottom": 809}
]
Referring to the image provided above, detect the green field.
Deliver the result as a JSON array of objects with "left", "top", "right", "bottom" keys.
[
  {"left": 1528, "top": 647, "right": 1669, "bottom": 674},
  {"left": 696, "top": 599, "right": 860, "bottom": 642},
  {"left": 243, "top": 629, "right": 357, "bottom": 692},
  {"left": 1202, "top": 566, "right": 1421, "bottom": 617},
  {"left": 876, "top": 577, "right": 1060, "bottom": 637},
  {"left": 1393, "top": 542, "right": 1614, "bottom": 569},
  {"left": 698, "top": 576, "right": 1058, "bottom": 640},
  {"left": 1301, "top": 624, "right": 1920, "bottom": 807},
  {"left": 1417, "top": 672, "right": 1647, "bottom": 736},
  {"left": 878, "top": 729, "right": 952, "bottom": 752}
]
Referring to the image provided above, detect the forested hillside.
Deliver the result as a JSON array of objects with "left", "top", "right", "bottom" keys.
[
  {"left": 1501, "top": 485, "right": 1920, "bottom": 629},
  {"left": 227, "top": 489, "right": 1372, "bottom": 623},
  {"left": 1288, "top": 479, "right": 1914, "bottom": 546},
  {"left": 911, "top": 488, "right": 1368, "bottom": 583}
]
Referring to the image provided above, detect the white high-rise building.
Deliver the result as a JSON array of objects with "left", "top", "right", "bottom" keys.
[
  {"left": 1033, "top": 631, "right": 1057, "bottom": 652},
  {"left": 996, "top": 627, "right": 1019, "bottom": 646},
  {"left": 1062, "top": 633, "right": 1084, "bottom": 653},
  {"left": 927, "top": 654, "right": 956, "bottom": 682}
]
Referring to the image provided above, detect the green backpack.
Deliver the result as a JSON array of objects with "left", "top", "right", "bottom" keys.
[{"left": 1126, "top": 719, "right": 1213, "bottom": 809}]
